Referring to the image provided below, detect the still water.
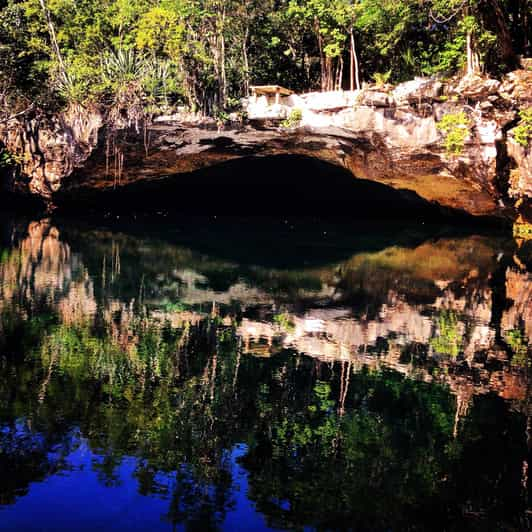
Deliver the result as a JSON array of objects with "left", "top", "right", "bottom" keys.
[{"left": 0, "top": 216, "right": 530, "bottom": 531}]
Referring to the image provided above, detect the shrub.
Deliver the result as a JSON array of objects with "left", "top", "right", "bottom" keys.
[
  {"left": 372, "top": 70, "right": 392, "bottom": 88},
  {"left": 215, "top": 109, "right": 230, "bottom": 124},
  {"left": 513, "top": 108, "right": 532, "bottom": 148},
  {"left": 54, "top": 57, "right": 102, "bottom": 105},
  {"left": 436, "top": 111, "right": 471, "bottom": 155},
  {"left": 281, "top": 108, "right": 303, "bottom": 129}
]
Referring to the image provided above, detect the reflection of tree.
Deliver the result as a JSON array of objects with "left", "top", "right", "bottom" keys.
[
  {"left": 0, "top": 312, "right": 530, "bottom": 528},
  {"left": 0, "top": 221, "right": 531, "bottom": 528},
  {"left": 0, "top": 422, "right": 80, "bottom": 506},
  {"left": 449, "top": 393, "right": 530, "bottom": 524},
  {"left": 241, "top": 368, "right": 459, "bottom": 529}
]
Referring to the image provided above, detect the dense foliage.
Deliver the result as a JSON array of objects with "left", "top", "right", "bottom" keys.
[
  {"left": 513, "top": 107, "right": 532, "bottom": 147},
  {"left": 436, "top": 111, "right": 472, "bottom": 155},
  {"left": 0, "top": 0, "right": 530, "bottom": 115}
]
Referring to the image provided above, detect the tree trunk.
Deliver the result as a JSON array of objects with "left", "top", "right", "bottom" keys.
[
  {"left": 314, "top": 17, "right": 327, "bottom": 91},
  {"left": 337, "top": 56, "right": 344, "bottom": 91},
  {"left": 325, "top": 56, "right": 333, "bottom": 91},
  {"left": 466, "top": 30, "right": 475, "bottom": 76},
  {"left": 220, "top": 8, "right": 227, "bottom": 107},
  {"left": 38, "top": 0, "right": 66, "bottom": 76},
  {"left": 525, "top": 0, "right": 532, "bottom": 56},
  {"left": 350, "top": 35, "right": 354, "bottom": 91},
  {"left": 480, "top": 0, "right": 518, "bottom": 69},
  {"left": 351, "top": 30, "right": 361, "bottom": 90},
  {"left": 242, "top": 27, "right": 250, "bottom": 95}
]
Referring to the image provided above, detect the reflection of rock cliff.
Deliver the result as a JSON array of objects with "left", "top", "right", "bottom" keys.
[
  {"left": 0, "top": 221, "right": 529, "bottom": 410},
  {"left": 503, "top": 268, "right": 532, "bottom": 340},
  {"left": 0, "top": 220, "right": 77, "bottom": 327}
]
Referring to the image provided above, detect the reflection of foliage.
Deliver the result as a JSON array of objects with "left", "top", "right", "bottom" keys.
[
  {"left": 273, "top": 312, "right": 295, "bottom": 333},
  {"left": 505, "top": 329, "right": 529, "bottom": 367},
  {"left": 40, "top": 320, "right": 182, "bottom": 389},
  {"left": 0, "top": 306, "right": 528, "bottom": 530},
  {"left": 0, "top": 223, "right": 530, "bottom": 530},
  {"left": 430, "top": 311, "right": 463, "bottom": 357},
  {"left": 0, "top": 424, "right": 79, "bottom": 506},
  {"left": 242, "top": 367, "right": 459, "bottom": 529},
  {"left": 399, "top": 342, "right": 429, "bottom": 367}
]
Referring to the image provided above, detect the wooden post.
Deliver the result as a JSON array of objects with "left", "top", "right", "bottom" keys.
[{"left": 275, "top": 88, "right": 280, "bottom": 105}]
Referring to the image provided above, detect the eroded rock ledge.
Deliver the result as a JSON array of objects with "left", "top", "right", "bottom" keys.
[{"left": 1, "top": 71, "right": 531, "bottom": 221}]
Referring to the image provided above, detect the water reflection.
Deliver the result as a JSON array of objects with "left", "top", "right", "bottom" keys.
[{"left": 0, "top": 218, "right": 530, "bottom": 530}]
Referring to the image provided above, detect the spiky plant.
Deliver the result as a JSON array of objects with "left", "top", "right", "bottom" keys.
[
  {"left": 102, "top": 48, "right": 146, "bottom": 87},
  {"left": 102, "top": 48, "right": 147, "bottom": 129},
  {"left": 55, "top": 69, "right": 89, "bottom": 104},
  {"left": 143, "top": 60, "right": 172, "bottom": 106}
]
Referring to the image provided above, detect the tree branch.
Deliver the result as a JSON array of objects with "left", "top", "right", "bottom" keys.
[{"left": 0, "top": 104, "right": 35, "bottom": 124}]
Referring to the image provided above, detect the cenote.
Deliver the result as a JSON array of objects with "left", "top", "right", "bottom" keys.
[
  {"left": 53, "top": 155, "right": 494, "bottom": 220},
  {"left": 0, "top": 169, "right": 531, "bottom": 531}
]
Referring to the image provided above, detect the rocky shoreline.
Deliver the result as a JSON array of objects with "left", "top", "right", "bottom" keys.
[{"left": 1, "top": 70, "right": 531, "bottom": 222}]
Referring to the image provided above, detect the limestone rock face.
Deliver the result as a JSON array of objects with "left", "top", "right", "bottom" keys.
[
  {"left": 500, "top": 69, "right": 532, "bottom": 103},
  {"left": 508, "top": 138, "right": 532, "bottom": 200},
  {"left": 0, "top": 72, "right": 531, "bottom": 220},
  {"left": 358, "top": 90, "right": 391, "bottom": 107},
  {"left": 451, "top": 75, "right": 501, "bottom": 100},
  {"left": 0, "top": 105, "right": 102, "bottom": 199},
  {"left": 392, "top": 78, "right": 443, "bottom": 105},
  {"left": 55, "top": 114, "right": 506, "bottom": 218}
]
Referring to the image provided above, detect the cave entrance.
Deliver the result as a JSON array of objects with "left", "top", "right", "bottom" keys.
[{"left": 56, "top": 155, "right": 468, "bottom": 221}]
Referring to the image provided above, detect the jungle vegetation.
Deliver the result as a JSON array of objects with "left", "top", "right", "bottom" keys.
[{"left": 0, "top": 0, "right": 531, "bottom": 116}]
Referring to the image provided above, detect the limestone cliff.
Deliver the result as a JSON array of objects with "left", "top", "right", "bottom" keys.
[{"left": 1, "top": 71, "right": 531, "bottom": 221}]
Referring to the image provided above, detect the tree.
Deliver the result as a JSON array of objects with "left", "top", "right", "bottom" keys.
[
  {"left": 0, "top": 0, "right": 528, "bottom": 114},
  {"left": 286, "top": 0, "right": 359, "bottom": 91},
  {"left": 427, "top": 0, "right": 497, "bottom": 76}
]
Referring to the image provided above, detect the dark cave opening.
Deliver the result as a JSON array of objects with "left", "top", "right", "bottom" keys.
[{"left": 53, "top": 155, "right": 482, "bottom": 222}]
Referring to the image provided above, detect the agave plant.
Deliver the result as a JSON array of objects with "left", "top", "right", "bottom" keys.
[
  {"left": 143, "top": 59, "right": 171, "bottom": 105},
  {"left": 55, "top": 68, "right": 90, "bottom": 104},
  {"left": 102, "top": 48, "right": 147, "bottom": 87},
  {"left": 101, "top": 48, "right": 148, "bottom": 128}
]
